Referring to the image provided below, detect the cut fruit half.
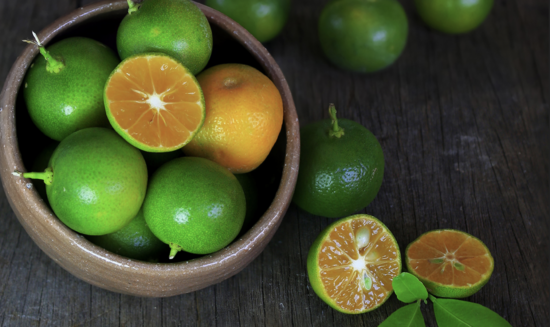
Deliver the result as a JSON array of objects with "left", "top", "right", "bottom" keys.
[
  {"left": 406, "top": 229, "right": 494, "bottom": 298},
  {"left": 307, "top": 214, "right": 401, "bottom": 314},
  {"left": 104, "top": 53, "right": 205, "bottom": 152}
]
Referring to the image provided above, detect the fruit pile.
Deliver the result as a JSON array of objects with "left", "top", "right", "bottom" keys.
[{"left": 17, "top": 0, "right": 283, "bottom": 262}]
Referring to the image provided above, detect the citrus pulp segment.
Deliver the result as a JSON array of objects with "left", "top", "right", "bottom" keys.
[
  {"left": 104, "top": 53, "right": 205, "bottom": 152},
  {"left": 406, "top": 229, "right": 494, "bottom": 298},
  {"left": 307, "top": 214, "right": 401, "bottom": 314}
]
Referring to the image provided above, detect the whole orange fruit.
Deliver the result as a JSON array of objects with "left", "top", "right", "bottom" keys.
[{"left": 182, "top": 64, "right": 284, "bottom": 174}]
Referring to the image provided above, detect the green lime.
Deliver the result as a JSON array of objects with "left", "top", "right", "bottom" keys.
[
  {"left": 21, "top": 128, "right": 148, "bottom": 235},
  {"left": 235, "top": 173, "right": 259, "bottom": 231},
  {"left": 318, "top": 0, "right": 408, "bottom": 73},
  {"left": 406, "top": 229, "right": 494, "bottom": 298},
  {"left": 23, "top": 36, "right": 119, "bottom": 141},
  {"left": 307, "top": 214, "right": 401, "bottom": 313},
  {"left": 206, "top": 0, "right": 290, "bottom": 43},
  {"left": 292, "top": 104, "right": 384, "bottom": 218},
  {"left": 87, "top": 208, "right": 168, "bottom": 262},
  {"left": 143, "top": 157, "right": 245, "bottom": 258},
  {"left": 117, "top": 0, "right": 213, "bottom": 75},
  {"left": 415, "top": 0, "right": 494, "bottom": 34}
]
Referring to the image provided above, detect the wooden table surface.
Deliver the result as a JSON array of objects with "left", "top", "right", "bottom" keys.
[{"left": 1, "top": 0, "right": 548, "bottom": 326}]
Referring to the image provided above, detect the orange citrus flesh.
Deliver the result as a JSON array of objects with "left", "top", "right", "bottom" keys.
[
  {"left": 104, "top": 54, "right": 205, "bottom": 152},
  {"left": 317, "top": 218, "right": 400, "bottom": 312},
  {"left": 407, "top": 230, "right": 493, "bottom": 289}
]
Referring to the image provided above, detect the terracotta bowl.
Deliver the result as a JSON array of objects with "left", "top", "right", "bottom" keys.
[{"left": 0, "top": 1, "right": 299, "bottom": 297}]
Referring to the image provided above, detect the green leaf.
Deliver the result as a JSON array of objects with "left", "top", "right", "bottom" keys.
[
  {"left": 430, "top": 295, "right": 512, "bottom": 327},
  {"left": 392, "top": 272, "right": 429, "bottom": 303},
  {"left": 379, "top": 302, "right": 425, "bottom": 327}
]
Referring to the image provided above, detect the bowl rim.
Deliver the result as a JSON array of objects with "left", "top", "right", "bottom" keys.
[{"left": 0, "top": 0, "right": 300, "bottom": 297}]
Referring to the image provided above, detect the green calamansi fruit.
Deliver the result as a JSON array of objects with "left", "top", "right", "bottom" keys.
[
  {"left": 414, "top": 0, "right": 494, "bottom": 34},
  {"left": 205, "top": 0, "right": 290, "bottom": 43},
  {"left": 143, "top": 157, "right": 246, "bottom": 258},
  {"left": 292, "top": 104, "right": 384, "bottom": 218},
  {"left": 23, "top": 34, "right": 119, "bottom": 141},
  {"left": 87, "top": 208, "right": 168, "bottom": 262},
  {"left": 318, "top": 0, "right": 408, "bottom": 73},
  {"left": 117, "top": 0, "right": 213, "bottom": 75},
  {"left": 19, "top": 128, "right": 148, "bottom": 235}
]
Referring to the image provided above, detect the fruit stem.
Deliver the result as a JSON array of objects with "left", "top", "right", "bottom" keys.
[
  {"left": 169, "top": 242, "right": 183, "bottom": 260},
  {"left": 127, "top": 0, "right": 139, "bottom": 14},
  {"left": 328, "top": 104, "right": 345, "bottom": 138},
  {"left": 23, "top": 32, "right": 65, "bottom": 74},
  {"left": 18, "top": 167, "right": 54, "bottom": 186}
]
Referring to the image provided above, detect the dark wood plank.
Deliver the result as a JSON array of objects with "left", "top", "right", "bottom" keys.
[{"left": 0, "top": 0, "right": 547, "bottom": 326}]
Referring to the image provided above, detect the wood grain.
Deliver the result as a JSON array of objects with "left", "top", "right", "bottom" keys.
[{"left": 0, "top": 0, "right": 548, "bottom": 326}]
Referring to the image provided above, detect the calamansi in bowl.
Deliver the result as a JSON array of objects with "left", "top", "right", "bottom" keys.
[
  {"left": 182, "top": 63, "right": 284, "bottom": 174},
  {"left": 1, "top": 0, "right": 299, "bottom": 297}
]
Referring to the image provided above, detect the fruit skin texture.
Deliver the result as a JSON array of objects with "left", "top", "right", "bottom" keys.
[
  {"left": 87, "top": 208, "right": 167, "bottom": 262},
  {"left": 205, "top": 0, "right": 290, "bottom": 43},
  {"left": 405, "top": 229, "right": 495, "bottom": 298},
  {"left": 414, "top": 0, "right": 494, "bottom": 34},
  {"left": 23, "top": 37, "right": 119, "bottom": 141},
  {"left": 143, "top": 157, "right": 246, "bottom": 255},
  {"left": 318, "top": 0, "right": 408, "bottom": 73},
  {"left": 182, "top": 64, "right": 284, "bottom": 174},
  {"left": 292, "top": 111, "right": 384, "bottom": 218},
  {"left": 117, "top": 0, "right": 213, "bottom": 75},
  {"left": 307, "top": 214, "right": 401, "bottom": 314},
  {"left": 46, "top": 128, "right": 148, "bottom": 235}
]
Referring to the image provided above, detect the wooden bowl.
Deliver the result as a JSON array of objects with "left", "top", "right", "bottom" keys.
[{"left": 0, "top": 1, "right": 299, "bottom": 297}]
